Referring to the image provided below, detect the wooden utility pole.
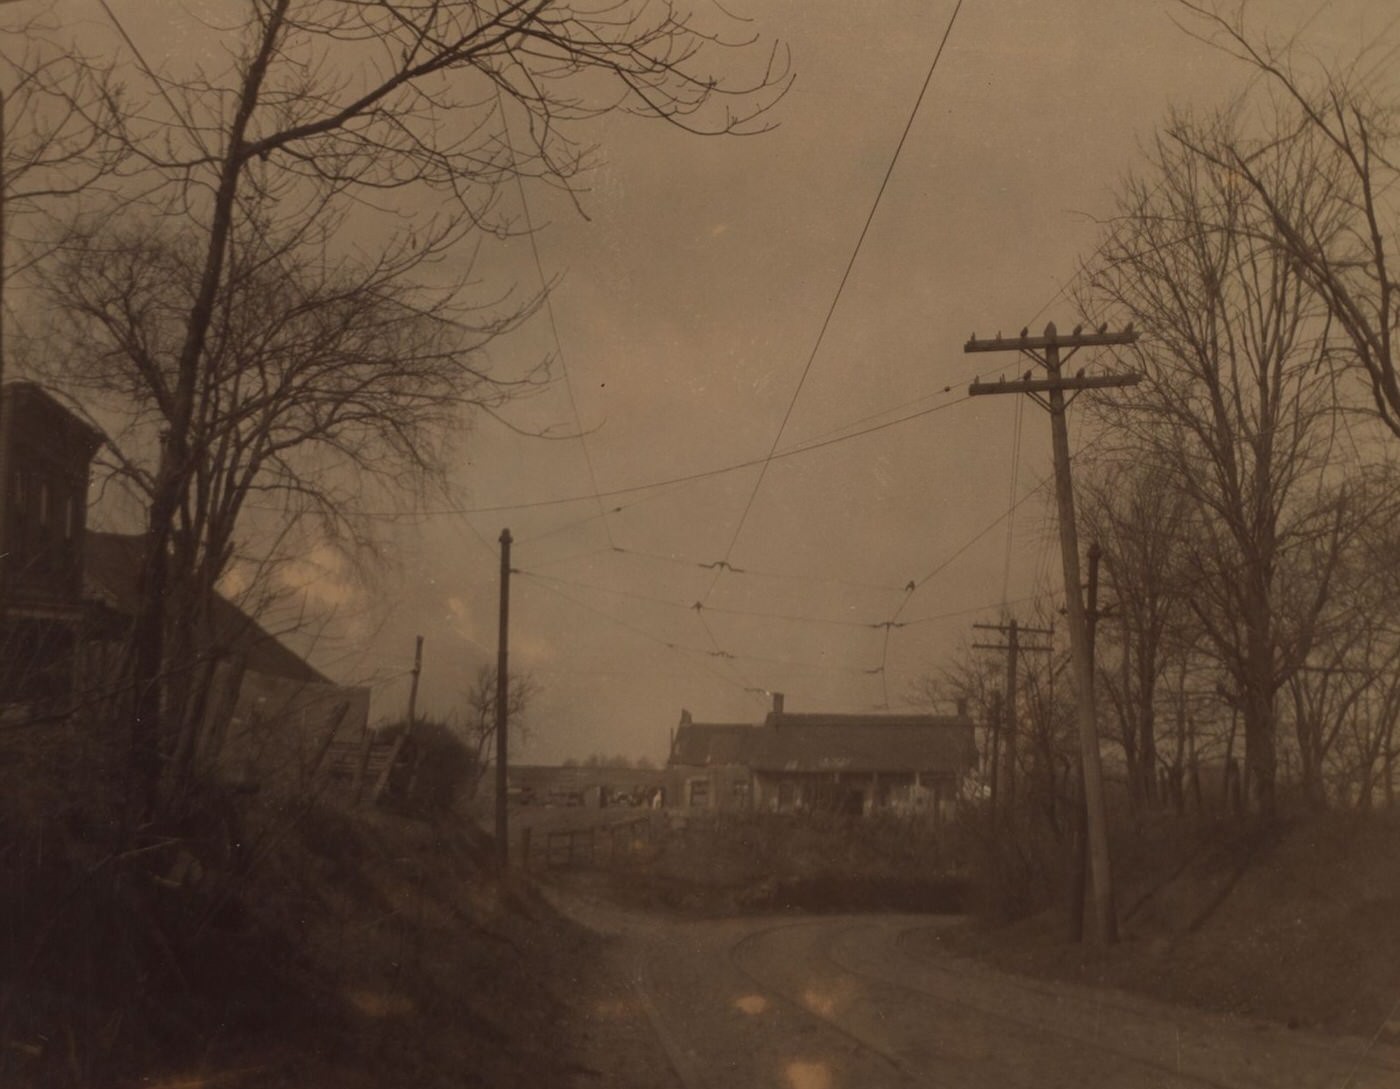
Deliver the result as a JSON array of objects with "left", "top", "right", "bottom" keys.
[
  {"left": 1067, "top": 542, "right": 1104, "bottom": 942},
  {"left": 372, "top": 635, "right": 423, "bottom": 803},
  {"left": 1, "top": 87, "right": 8, "bottom": 389},
  {"left": 494, "top": 528, "right": 513, "bottom": 869},
  {"left": 965, "top": 321, "right": 1139, "bottom": 945},
  {"left": 974, "top": 618, "right": 1052, "bottom": 812},
  {"left": 986, "top": 687, "right": 1002, "bottom": 811}
]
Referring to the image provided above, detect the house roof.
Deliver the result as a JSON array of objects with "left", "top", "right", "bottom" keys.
[
  {"left": 670, "top": 712, "right": 976, "bottom": 775},
  {"left": 754, "top": 714, "right": 975, "bottom": 774},
  {"left": 83, "top": 531, "right": 330, "bottom": 686},
  {"left": 669, "top": 722, "right": 757, "bottom": 767},
  {"left": 0, "top": 381, "right": 105, "bottom": 458}
]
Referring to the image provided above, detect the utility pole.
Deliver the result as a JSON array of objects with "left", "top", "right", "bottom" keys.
[
  {"left": 1067, "top": 542, "right": 1104, "bottom": 942},
  {"left": 974, "top": 618, "right": 1052, "bottom": 813},
  {"left": 987, "top": 687, "right": 1002, "bottom": 811},
  {"left": 494, "top": 528, "right": 513, "bottom": 870},
  {"left": 372, "top": 635, "right": 423, "bottom": 804},
  {"left": 1, "top": 87, "right": 8, "bottom": 389},
  {"left": 965, "top": 321, "right": 1139, "bottom": 945},
  {"left": 407, "top": 634, "right": 424, "bottom": 726}
]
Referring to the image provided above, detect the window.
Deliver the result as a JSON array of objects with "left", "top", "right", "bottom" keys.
[
  {"left": 64, "top": 495, "right": 76, "bottom": 542},
  {"left": 38, "top": 482, "right": 49, "bottom": 528},
  {"left": 687, "top": 777, "right": 710, "bottom": 808}
]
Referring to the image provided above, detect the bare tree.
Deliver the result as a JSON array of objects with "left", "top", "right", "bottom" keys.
[
  {"left": 28, "top": 210, "right": 547, "bottom": 791},
  {"left": 0, "top": 10, "right": 123, "bottom": 378},
  {"left": 1084, "top": 108, "right": 1356, "bottom": 820},
  {"left": 1175, "top": 2, "right": 1400, "bottom": 437},
  {"left": 5, "top": 2, "right": 789, "bottom": 810},
  {"left": 1281, "top": 466, "right": 1400, "bottom": 807},
  {"left": 1079, "top": 457, "right": 1192, "bottom": 810},
  {"left": 461, "top": 662, "right": 538, "bottom": 799}
]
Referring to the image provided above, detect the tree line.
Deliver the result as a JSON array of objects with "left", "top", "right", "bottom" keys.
[
  {"left": 0, "top": 1, "right": 788, "bottom": 821},
  {"left": 934, "top": 3, "right": 1400, "bottom": 836}
]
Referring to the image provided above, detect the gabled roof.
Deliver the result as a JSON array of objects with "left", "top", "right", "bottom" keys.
[
  {"left": 0, "top": 381, "right": 105, "bottom": 458},
  {"left": 669, "top": 722, "right": 756, "bottom": 767},
  {"left": 669, "top": 712, "right": 976, "bottom": 775},
  {"left": 753, "top": 714, "right": 975, "bottom": 774},
  {"left": 83, "top": 532, "right": 330, "bottom": 686}
]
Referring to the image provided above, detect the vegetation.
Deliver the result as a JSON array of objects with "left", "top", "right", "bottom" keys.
[
  {"left": 1, "top": 0, "right": 790, "bottom": 821},
  {"left": 920, "top": 3, "right": 1400, "bottom": 944}
]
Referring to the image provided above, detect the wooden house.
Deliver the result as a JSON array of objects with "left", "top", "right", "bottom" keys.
[{"left": 667, "top": 693, "right": 975, "bottom": 820}]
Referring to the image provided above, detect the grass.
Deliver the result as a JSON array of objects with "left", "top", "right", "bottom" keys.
[
  {"left": 927, "top": 810, "right": 1400, "bottom": 1041},
  {"left": 0, "top": 730, "right": 618, "bottom": 1089}
]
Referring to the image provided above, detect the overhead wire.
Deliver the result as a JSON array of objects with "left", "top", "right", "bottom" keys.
[
  {"left": 698, "top": 0, "right": 967, "bottom": 606},
  {"left": 607, "top": 544, "right": 910, "bottom": 595},
  {"left": 520, "top": 573, "right": 766, "bottom": 705},
  {"left": 517, "top": 568, "right": 888, "bottom": 628},
  {"left": 326, "top": 388, "right": 972, "bottom": 520},
  {"left": 495, "top": 87, "right": 617, "bottom": 550}
]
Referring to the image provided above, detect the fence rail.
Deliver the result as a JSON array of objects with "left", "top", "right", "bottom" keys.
[{"left": 518, "top": 813, "right": 656, "bottom": 871}]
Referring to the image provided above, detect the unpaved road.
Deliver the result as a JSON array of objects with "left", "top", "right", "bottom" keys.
[{"left": 559, "top": 891, "right": 1400, "bottom": 1089}]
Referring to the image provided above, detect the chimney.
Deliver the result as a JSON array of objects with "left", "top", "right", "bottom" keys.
[
  {"left": 772, "top": 691, "right": 785, "bottom": 716},
  {"left": 680, "top": 708, "right": 692, "bottom": 725}
]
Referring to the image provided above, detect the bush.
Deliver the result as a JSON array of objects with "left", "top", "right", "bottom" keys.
[{"left": 378, "top": 718, "right": 477, "bottom": 817}]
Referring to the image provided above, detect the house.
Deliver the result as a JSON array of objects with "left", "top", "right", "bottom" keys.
[
  {"left": 667, "top": 693, "right": 976, "bottom": 820},
  {"left": 0, "top": 383, "right": 105, "bottom": 705},
  {"left": 81, "top": 531, "right": 370, "bottom": 788},
  {"left": 666, "top": 715, "right": 761, "bottom": 811},
  {"left": 0, "top": 382, "right": 369, "bottom": 789}
]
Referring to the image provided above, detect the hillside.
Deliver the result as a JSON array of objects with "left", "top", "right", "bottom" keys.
[
  {"left": 0, "top": 758, "right": 667, "bottom": 1088},
  {"left": 924, "top": 813, "right": 1400, "bottom": 1042}
]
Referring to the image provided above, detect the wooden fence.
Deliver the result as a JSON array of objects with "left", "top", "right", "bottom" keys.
[{"left": 518, "top": 813, "right": 656, "bottom": 871}]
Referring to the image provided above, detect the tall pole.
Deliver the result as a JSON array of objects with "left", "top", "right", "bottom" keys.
[
  {"left": 1044, "top": 334, "right": 1117, "bottom": 944},
  {"left": 974, "top": 618, "right": 1050, "bottom": 812},
  {"left": 407, "top": 634, "right": 423, "bottom": 727},
  {"left": 987, "top": 687, "right": 1002, "bottom": 813},
  {"left": 1, "top": 87, "right": 8, "bottom": 390},
  {"left": 494, "top": 528, "right": 512, "bottom": 869},
  {"left": 1068, "top": 543, "right": 1102, "bottom": 942},
  {"left": 371, "top": 635, "right": 424, "bottom": 804},
  {"left": 1004, "top": 618, "right": 1019, "bottom": 806},
  {"left": 965, "top": 321, "right": 1138, "bottom": 945}
]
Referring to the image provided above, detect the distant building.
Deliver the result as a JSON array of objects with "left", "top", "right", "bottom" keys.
[
  {"left": 667, "top": 692, "right": 976, "bottom": 820},
  {"left": 0, "top": 381, "right": 368, "bottom": 788}
]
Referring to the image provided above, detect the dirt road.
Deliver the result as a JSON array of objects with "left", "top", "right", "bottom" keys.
[{"left": 559, "top": 892, "right": 1400, "bottom": 1089}]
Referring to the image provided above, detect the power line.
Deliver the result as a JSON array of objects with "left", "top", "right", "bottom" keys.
[
  {"left": 699, "top": 0, "right": 967, "bottom": 604},
  {"left": 497, "top": 87, "right": 616, "bottom": 550},
  {"left": 608, "top": 544, "right": 910, "bottom": 595},
  {"left": 337, "top": 389, "right": 971, "bottom": 519},
  {"left": 95, "top": 0, "right": 200, "bottom": 134},
  {"left": 520, "top": 573, "right": 765, "bottom": 705},
  {"left": 517, "top": 569, "right": 886, "bottom": 629}
]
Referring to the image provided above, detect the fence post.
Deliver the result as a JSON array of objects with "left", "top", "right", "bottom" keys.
[{"left": 520, "top": 826, "right": 532, "bottom": 870}]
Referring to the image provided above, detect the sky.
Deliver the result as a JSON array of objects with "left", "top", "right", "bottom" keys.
[{"left": 23, "top": 0, "right": 1400, "bottom": 764}]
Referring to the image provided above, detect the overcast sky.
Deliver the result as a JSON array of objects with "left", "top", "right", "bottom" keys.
[{"left": 45, "top": 1, "right": 1400, "bottom": 763}]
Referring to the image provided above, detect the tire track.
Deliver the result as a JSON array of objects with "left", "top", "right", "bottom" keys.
[{"left": 726, "top": 916, "right": 1383, "bottom": 1089}]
